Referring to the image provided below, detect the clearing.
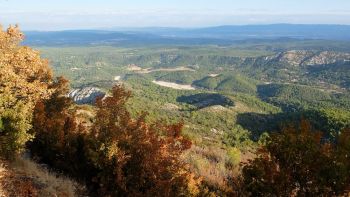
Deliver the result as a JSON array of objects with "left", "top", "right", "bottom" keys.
[{"left": 152, "top": 80, "right": 196, "bottom": 90}]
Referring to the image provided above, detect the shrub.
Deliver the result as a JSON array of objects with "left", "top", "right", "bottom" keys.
[{"left": 227, "top": 147, "right": 241, "bottom": 166}]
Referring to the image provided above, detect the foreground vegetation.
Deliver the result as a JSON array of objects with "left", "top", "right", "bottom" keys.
[
  {"left": 1, "top": 26, "right": 350, "bottom": 196},
  {"left": 240, "top": 120, "right": 350, "bottom": 196}
]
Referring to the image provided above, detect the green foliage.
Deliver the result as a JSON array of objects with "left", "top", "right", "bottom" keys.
[
  {"left": 194, "top": 74, "right": 257, "bottom": 94},
  {"left": 257, "top": 132, "right": 270, "bottom": 146},
  {"left": 227, "top": 147, "right": 241, "bottom": 166},
  {"left": 304, "top": 108, "right": 350, "bottom": 137},
  {"left": 223, "top": 126, "right": 253, "bottom": 150},
  {"left": 308, "top": 62, "right": 350, "bottom": 89},
  {"left": 259, "top": 83, "right": 331, "bottom": 101},
  {"left": 258, "top": 83, "right": 350, "bottom": 111},
  {"left": 177, "top": 93, "right": 234, "bottom": 109},
  {"left": 38, "top": 46, "right": 271, "bottom": 88},
  {"left": 0, "top": 103, "right": 33, "bottom": 158},
  {"left": 153, "top": 71, "right": 206, "bottom": 85},
  {"left": 229, "top": 93, "right": 281, "bottom": 113},
  {"left": 236, "top": 108, "right": 350, "bottom": 140},
  {"left": 0, "top": 25, "right": 54, "bottom": 158}
]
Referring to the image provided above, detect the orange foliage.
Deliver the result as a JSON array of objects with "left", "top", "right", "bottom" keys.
[
  {"left": 240, "top": 119, "right": 350, "bottom": 196},
  {"left": 30, "top": 85, "right": 200, "bottom": 196},
  {"left": 0, "top": 25, "right": 54, "bottom": 157},
  {"left": 88, "top": 85, "right": 197, "bottom": 196}
]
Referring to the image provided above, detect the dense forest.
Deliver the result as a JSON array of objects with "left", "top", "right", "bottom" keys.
[{"left": 1, "top": 25, "right": 350, "bottom": 196}]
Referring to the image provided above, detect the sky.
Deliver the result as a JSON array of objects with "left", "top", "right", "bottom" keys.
[{"left": 0, "top": 0, "right": 350, "bottom": 30}]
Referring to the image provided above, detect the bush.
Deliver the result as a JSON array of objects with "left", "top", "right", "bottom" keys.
[{"left": 227, "top": 147, "right": 241, "bottom": 166}]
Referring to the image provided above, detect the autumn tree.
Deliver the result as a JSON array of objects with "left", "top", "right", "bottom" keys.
[
  {"left": 30, "top": 85, "right": 200, "bottom": 196},
  {"left": 240, "top": 119, "right": 350, "bottom": 196},
  {"left": 29, "top": 77, "right": 81, "bottom": 168},
  {"left": 0, "top": 25, "right": 53, "bottom": 158},
  {"left": 87, "top": 85, "right": 198, "bottom": 196}
]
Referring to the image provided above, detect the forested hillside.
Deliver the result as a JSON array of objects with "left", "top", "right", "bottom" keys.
[{"left": 1, "top": 25, "right": 350, "bottom": 196}]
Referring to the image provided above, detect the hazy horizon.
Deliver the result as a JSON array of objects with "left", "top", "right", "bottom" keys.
[
  {"left": 1, "top": 0, "right": 350, "bottom": 30},
  {"left": 14, "top": 23, "right": 349, "bottom": 33}
]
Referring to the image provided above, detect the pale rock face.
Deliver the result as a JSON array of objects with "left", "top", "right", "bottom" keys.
[
  {"left": 274, "top": 50, "right": 350, "bottom": 66},
  {"left": 303, "top": 51, "right": 350, "bottom": 66},
  {"left": 278, "top": 50, "right": 313, "bottom": 66},
  {"left": 68, "top": 87, "right": 105, "bottom": 104}
]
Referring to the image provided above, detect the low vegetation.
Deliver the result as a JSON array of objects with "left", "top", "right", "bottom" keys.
[{"left": 0, "top": 156, "right": 84, "bottom": 197}]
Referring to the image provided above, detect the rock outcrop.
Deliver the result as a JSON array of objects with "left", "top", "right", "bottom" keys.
[
  {"left": 303, "top": 51, "right": 350, "bottom": 66},
  {"left": 68, "top": 87, "right": 105, "bottom": 105},
  {"left": 274, "top": 50, "right": 350, "bottom": 66}
]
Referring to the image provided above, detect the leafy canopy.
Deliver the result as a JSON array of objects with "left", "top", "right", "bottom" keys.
[{"left": 0, "top": 25, "right": 53, "bottom": 158}]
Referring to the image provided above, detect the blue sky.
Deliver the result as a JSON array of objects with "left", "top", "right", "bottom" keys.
[{"left": 1, "top": 0, "right": 350, "bottom": 30}]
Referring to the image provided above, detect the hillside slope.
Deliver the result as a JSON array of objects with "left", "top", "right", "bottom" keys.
[{"left": 0, "top": 157, "right": 86, "bottom": 197}]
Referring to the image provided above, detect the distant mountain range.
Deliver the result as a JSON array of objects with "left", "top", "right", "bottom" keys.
[
  {"left": 111, "top": 24, "right": 350, "bottom": 40},
  {"left": 23, "top": 24, "right": 350, "bottom": 46}
]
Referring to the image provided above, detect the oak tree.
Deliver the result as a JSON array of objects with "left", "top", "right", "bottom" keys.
[{"left": 0, "top": 25, "right": 53, "bottom": 158}]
